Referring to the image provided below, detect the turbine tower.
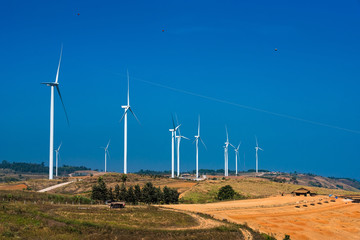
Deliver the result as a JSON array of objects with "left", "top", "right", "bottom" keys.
[
  {"left": 234, "top": 142, "right": 241, "bottom": 176},
  {"left": 102, "top": 140, "right": 111, "bottom": 173},
  {"left": 120, "top": 70, "right": 140, "bottom": 174},
  {"left": 175, "top": 115, "right": 189, "bottom": 177},
  {"left": 224, "top": 126, "right": 234, "bottom": 177},
  {"left": 54, "top": 142, "right": 62, "bottom": 177},
  {"left": 41, "top": 46, "right": 69, "bottom": 180},
  {"left": 169, "top": 115, "right": 181, "bottom": 178},
  {"left": 194, "top": 116, "right": 206, "bottom": 179},
  {"left": 255, "top": 136, "right": 263, "bottom": 175}
]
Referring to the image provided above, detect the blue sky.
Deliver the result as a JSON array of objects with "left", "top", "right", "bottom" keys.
[{"left": 0, "top": 0, "right": 359, "bottom": 179}]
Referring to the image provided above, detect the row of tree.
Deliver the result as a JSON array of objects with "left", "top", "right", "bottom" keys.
[
  {"left": 91, "top": 177, "right": 179, "bottom": 204},
  {"left": 0, "top": 160, "right": 90, "bottom": 175}
]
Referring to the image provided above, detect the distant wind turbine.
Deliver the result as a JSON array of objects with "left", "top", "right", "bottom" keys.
[
  {"left": 224, "top": 126, "right": 234, "bottom": 177},
  {"left": 169, "top": 115, "right": 181, "bottom": 178},
  {"left": 41, "top": 46, "right": 69, "bottom": 180},
  {"left": 234, "top": 142, "right": 241, "bottom": 176},
  {"left": 102, "top": 140, "right": 111, "bottom": 173},
  {"left": 255, "top": 136, "right": 263, "bottom": 175},
  {"left": 120, "top": 70, "right": 140, "bottom": 174},
  {"left": 55, "top": 142, "right": 62, "bottom": 177},
  {"left": 194, "top": 116, "right": 206, "bottom": 179},
  {"left": 175, "top": 115, "right": 189, "bottom": 177}
]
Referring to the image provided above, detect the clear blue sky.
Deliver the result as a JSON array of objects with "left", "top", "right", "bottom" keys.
[{"left": 1, "top": 0, "right": 359, "bottom": 179}]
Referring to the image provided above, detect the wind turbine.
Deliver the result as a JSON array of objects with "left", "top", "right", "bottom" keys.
[
  {"left": 169, "top": 115, "right": 181, "bottom": 178},
  {"left": 54, "top": 142, "right": 62, "bottom": 177},
  {"left": 102, "top": 140, "right": 111, "bottom": 173},
  {"left": 224, "top": 126, "right": 234, "bottom": 177},
  {"left": 234, "top": 142, "right": 241, "bottom": 176},
  {"left": 175, "top": 115, "right": 189, "bottom": 177},
  {"left": 41, "top": 46, "right": 69, "bottom": 180},
  {"left": 120, "top": 70, "right": 140, "bottom": 174},
  {"left": 255, "top": 136, "right": 263, "bottom": 175},
  {"left": 194, "top": 116, "right": 206, "bottom": 179}
]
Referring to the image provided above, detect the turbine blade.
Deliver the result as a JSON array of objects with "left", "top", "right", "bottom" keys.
[
  {"left": 225, "top": 125, "right": 229, "bottom": 142},
  {"left": 182, "top": 136, "right": 190, "bottom": 140},
  {"left": 175, "top": 114, "right": 181, "bottom": 135},
  {"left": 198, "top": 115, "right": 200, "bottom": 136},
  {"left": 200, "top": 137, "right": 207, "bottom": 150},
  {"left": 106, "top": 139, "right": 111, "bottom": 149},
  {"left": 119, "top": 108, "right": 129, "bottom": 122},
  {"left": 55, "top": 85, "right": 69, "bottom": 126},
  {"left": 259, "top": 147, "right": 264, "bottom": 151},
  {"left": 127, "top": 69, "right": 130, "bottom": 106},
  {"left": 55, "top": 45, "right": 63, "bottom": 84},
  {"left": 237, "top": 142, "right": 241, "bottom": 150},
  {"left": 129, "top": 107, "right": 141, "bottom": 125},
  {"left": 57, "top": 141, "right": 62, "bottom": 151},
  {"left": 171, "top": 114, "right": 175, "bottom": 129},
  {"left": 255, "top": 136, "right": 258, "bottom": 147},
  {"left": 175, "top": 124, "right": 181, "bottom": 131},
  {"left": 106, "top": 149, "right": 111, "bottom": 162},
  {"left": 229, "top": 143, "right": 235, "bottom": 148}
]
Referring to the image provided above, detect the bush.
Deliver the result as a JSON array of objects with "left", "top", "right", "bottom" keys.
[{"left": 217, "top": 185, "right": 236, "bottom": 200}]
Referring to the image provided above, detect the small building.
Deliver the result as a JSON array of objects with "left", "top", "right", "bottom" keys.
[
  {"left": 110, "top": 202, "right": 126, "bottom": 208},
  {"left": 291, "top": 187, "right": 316, "bottom": 196}
]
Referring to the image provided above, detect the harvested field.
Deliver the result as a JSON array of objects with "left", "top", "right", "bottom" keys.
[
  {"left": 164, "top": 195, "right": 360, "bottom": 240},
  {"left": 0, "top": 183, "right": 28, "bottom": 190}
]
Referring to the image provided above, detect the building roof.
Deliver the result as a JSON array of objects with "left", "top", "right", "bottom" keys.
[{"left": 291, "top": 187, "right": 312, "bottom": 194}]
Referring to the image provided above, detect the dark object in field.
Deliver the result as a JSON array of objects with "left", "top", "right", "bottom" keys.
[
  {"left": 317, "top": 202, "right": 322, "bottom": 205},
  {"left": 295, "top": 205, "right": 300, "bottom": 208},
  {"left": 310, "top": 203, "right": 315, "bottom": 206},
  {"left": 330, "top": 199, "right": 336, "bottom": 202},
  {"left": 303, "top": 205, "right": 308, "bottom": 207},
  {"left": 324, "top": 201, "right": 329, "bottom": 203},
  {"left": 110, "top": 201, "right": 125, "bottom": 208}
]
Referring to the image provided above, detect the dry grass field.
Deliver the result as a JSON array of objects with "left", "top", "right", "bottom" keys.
[{"left": 164, "top": 195, "right": 360, "bottom": 240}]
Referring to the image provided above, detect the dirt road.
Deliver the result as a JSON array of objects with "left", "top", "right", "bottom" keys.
[
  {"left": 38, "top": 181, "right": 74, "bottom": 192},
  {"left": 164, "top": 195, "right": 360, "bottom": 240}
]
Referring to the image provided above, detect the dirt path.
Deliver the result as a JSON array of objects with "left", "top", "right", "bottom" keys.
[
  {"left": 239, "top": 228, "right": 253, "bottom": 240},
  {"left": 38, "top": 181, "right": 74, "bottom": 192},
  {"left": 158, "top": 207, "right": 223, "bottom": 230}
]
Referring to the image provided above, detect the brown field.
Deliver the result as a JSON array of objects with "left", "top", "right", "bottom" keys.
[
  {"left": 164, "top": 195, "right": 360, "bottom": 240},
  {"left": 0, "top": 183, "right": 28, "bottom": 190}
]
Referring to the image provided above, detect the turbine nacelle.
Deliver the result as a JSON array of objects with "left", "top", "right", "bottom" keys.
[{"left": 41, "top": 82, "right": 59, "bottom": 87}]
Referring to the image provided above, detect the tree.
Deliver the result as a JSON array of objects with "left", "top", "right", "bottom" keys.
[
  {"left": 91, "top": 177, "right": 108, "bottom": 202},
  {"left": 119, "top": 183, "right": 127, "bottom": 201},
  {"left": 163, "top": 186, "right": 171, "bottom": 204},
  {"left": 134, "top": 184, "right": 142, "bottom": 203},
  {"left": 217, "top": 185, "right": 236, "bottom": 200},
  {"left": 121, "top": 174, "right": 128, "bottom": 186},
  {"left": 126, "top": 186, "right": 136, "bottom": 204},
  {"left": 142, "top": 182, "right": 156, "bottom": 204},
  {"left": 108, "top": 187, "right": 114, "bottom": 201},
  {"left": 114, "top": 184, "right": 120, "bottom": 201},
  {"left": 154, "top": 187, "right": 163, "bottom": 204}
]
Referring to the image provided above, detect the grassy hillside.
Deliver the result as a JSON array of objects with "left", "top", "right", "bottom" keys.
[
  {"left": 0, "top": 191, "right": 270, "bottom": 240},
  {"left": 180, "top": 177, "right": 360, "bottom": 203}
]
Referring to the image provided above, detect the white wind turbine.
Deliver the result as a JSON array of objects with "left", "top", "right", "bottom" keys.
[
  {"left": 120, "top": 70, "right": 140, "bottom": 174},
  {"left": 41, "top": 46, "right": 69, "bottom": 180},
  {"left": 54, "top": 142, "right": 62, "bottom": 177},
  {"left": 255, "top": 136, "right": 263, "bottom": 175},
  {"left": 224, "top": 126, "right": 234, "bottom": 177},
  {"left": 102, "top": 140, "right": 111, "bottom": 173},
  {"left": 234, "top": 142, "right": 241, "bottom": 176},
  {"left": 194, "top": 116, "right": 206, "bottom": 179},
  {"left": 169, "top": 115, "right": 181, "bottom": 178},
  {"left": 175, "top": 115, "right": 189, "bottom": 177}
]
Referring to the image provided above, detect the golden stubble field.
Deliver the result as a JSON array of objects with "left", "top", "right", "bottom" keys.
[{"left": 164, "top": 195, "right": 360, "bottom": 240}]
